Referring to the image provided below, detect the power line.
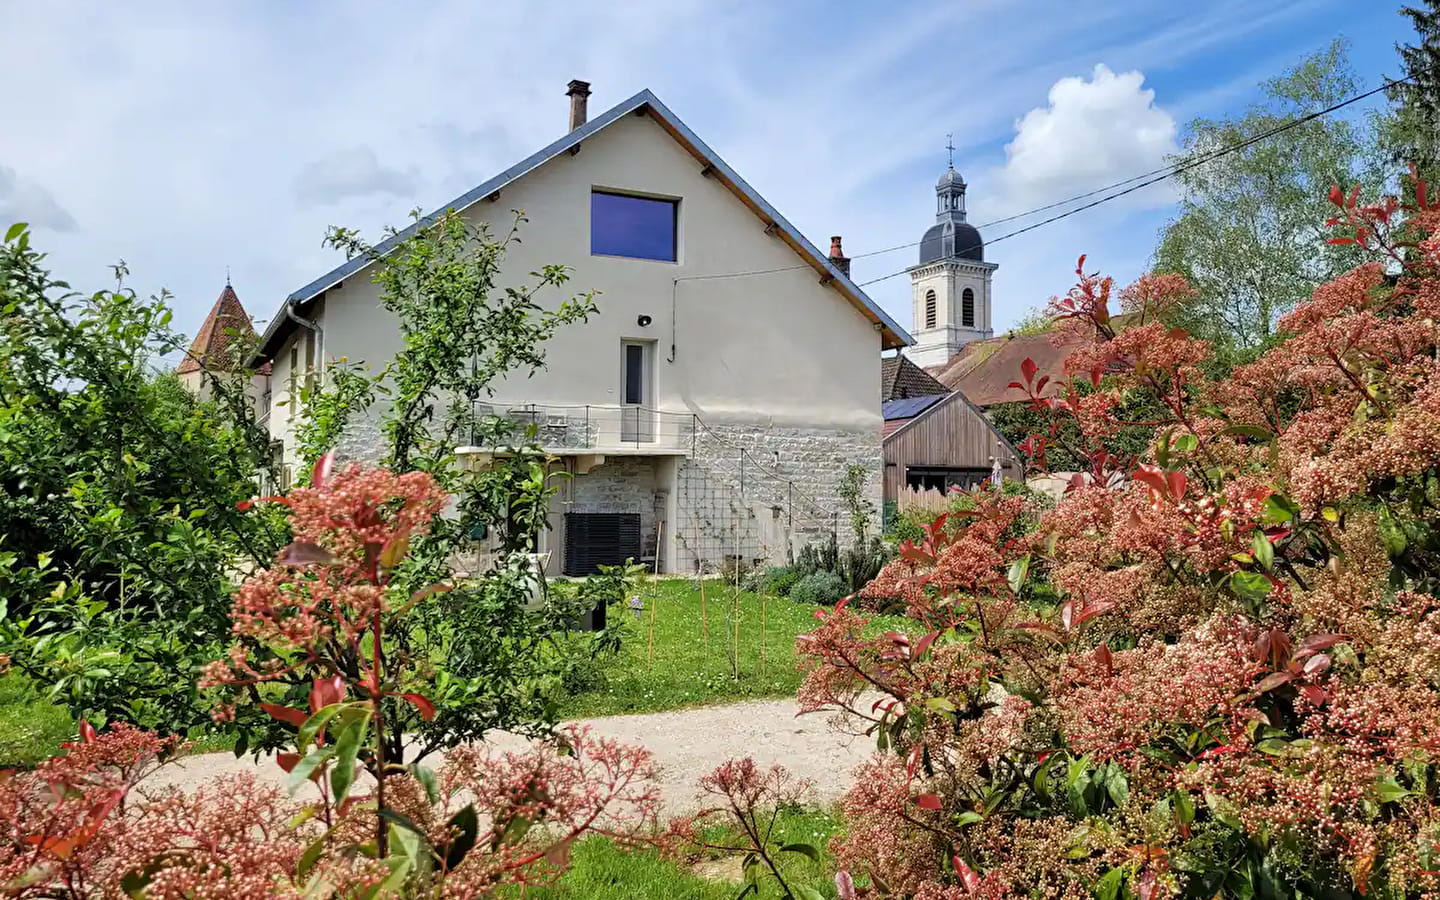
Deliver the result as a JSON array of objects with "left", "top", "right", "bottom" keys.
[
  {"left": 679, "top": 74, "right": 1409, "bottom": 290},
  {"left": 855, "top": 75, "right": 1409, "bottom": 289}
]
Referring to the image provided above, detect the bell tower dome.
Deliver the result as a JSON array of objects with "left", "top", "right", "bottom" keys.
[{"left": 902, "top": 138, "right": 998, "bottom": 370}]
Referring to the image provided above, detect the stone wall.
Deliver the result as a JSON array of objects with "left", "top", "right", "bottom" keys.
[
  {"left": 674, "top": 422, "right": 882, "bottom": 574},
  {"left": 562, "top": 457, "right": 663, "bottom": 564},
  {"left": 324, "top": 409, "right": 884, "bottom": 577}
]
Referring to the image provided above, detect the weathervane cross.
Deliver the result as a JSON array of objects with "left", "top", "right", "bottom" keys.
[{"left": 945, "top": 133, "right": 955, "bottom": 168}]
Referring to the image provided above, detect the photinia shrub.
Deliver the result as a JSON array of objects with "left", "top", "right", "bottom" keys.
[
  {"left": 798, "top": 170, "right": 1440, "bottom": 899},
  {"left": 3, "top": 457, "right": 660, "bottom": 897}
]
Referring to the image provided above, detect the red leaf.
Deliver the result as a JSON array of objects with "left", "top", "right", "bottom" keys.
[
  {"left": 1327, "top": 237, "right": 1357, "bottom": 245},
  {"left": 1255, "top": 671, "right": 1296, "bottom": 693},
  {"left": 277, "top": 541, "right": 340, "bottom": 567},
  {"left": 409, "top": 584, "right": 452, "bottom": 604},
  {"left": 78, "top": 719, "right": 98, "bottom": 744},
  {"left": 954, "top": 856, "right": 981, "bottom": 893},
  {"left": 1020, "top": 356, "right": 1038, "bottom": 385},
  {"left": 309, "top": 676, "right": 347, "bottom": 714},
  {"left": 1073, "top": 600, "right": 1116, "bottom": 627},
  {"left": 311, "top": 451, "right": 335, "bottom": 489},
  {"left": 1136, "top": 869, "right": 1160, "bottom": 900},
  {"left": 1300, "top": 684, "right": 1329, "bottom": 706},
  {"left": 1303, "top": 653, "right": 1331, "bottom": 676},
  {"left": 1131, "top": 465, "right": 1168, "bottom": 495},
  {"left": 1165, "top": 470, "right": 1187, "bottom": 500},
  {"left": 1094, "top": 642, "right": 1113, "bottom": 674},
  {"left": 237, "top": 495, "right": 293, "bottom": 510},
  {"left": 276, "top": 752, "right": 301, "bottom": 773},
  {"left": 915, "top": 793, "right": 943, "bottom": 811},
  {"left": 1328, "top": 183, "right": 1344, "bottom": 206},
  {"left": 913, "top": 631, "right": 938, "bottom": 660},
  {"left": 1295, "top": 633, "right": 1346, "bottom": 655},
  {"left": 261, "top": 704, "right": 308, "bottom": 728},
  {"left": 400, "top": 692, "right": 437, "bottom": 721}
]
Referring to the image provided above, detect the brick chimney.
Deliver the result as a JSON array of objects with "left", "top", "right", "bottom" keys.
[
  {"left": 566, "top": 79, "right": 592, "bottom": 131},
  {"left": 828, "top": 235, "right": 851, "bottom": 278}
]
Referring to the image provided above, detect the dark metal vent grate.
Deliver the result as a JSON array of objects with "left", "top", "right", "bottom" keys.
[{"left": 563, "top": 513, "right": 641, "bottom": 576}]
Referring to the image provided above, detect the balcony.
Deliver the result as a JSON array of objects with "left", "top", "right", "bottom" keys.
[{"left": 464, "top": 401, "right": 696, "bottom": 456}]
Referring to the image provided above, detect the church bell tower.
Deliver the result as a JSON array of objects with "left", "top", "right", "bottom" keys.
[{"left": 902, "top": 138, "right": 997, "bottom": 369}]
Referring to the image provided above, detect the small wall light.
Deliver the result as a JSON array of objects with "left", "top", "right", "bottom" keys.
[{"left": 637, "top": 314, "right": 653, "bottom": 327}]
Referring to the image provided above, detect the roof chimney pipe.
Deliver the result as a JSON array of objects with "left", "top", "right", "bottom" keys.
[
  {"left": 566, "top": 79, "right": 592, "bottom": 131},
  {"left": 828, "top": 235, "right": 851, "bottom": 279}
]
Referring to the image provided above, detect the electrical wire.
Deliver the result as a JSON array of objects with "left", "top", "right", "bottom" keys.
[{"left": 682, "top": 75, "right": 1410, "bottom": 289}]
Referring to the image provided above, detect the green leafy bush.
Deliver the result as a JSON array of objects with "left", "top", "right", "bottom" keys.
[
  {"left": 763, "top": 565, "right": 802, "bottom": 597},
  {"left": 789, "top": 571, "right": 847, "bottom": 606},
  {"left": 796, "top": 533, "right": 839, "bottom": 577}
]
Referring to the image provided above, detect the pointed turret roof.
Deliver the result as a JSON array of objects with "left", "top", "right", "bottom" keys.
[{"left": 177, "top": 283, "right": 257, "bottom": 374}]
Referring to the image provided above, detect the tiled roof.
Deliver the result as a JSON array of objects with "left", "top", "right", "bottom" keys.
[
  {"left": 177, "top": 285, "right": 257, "bottom": 374},
  {"left": 881, "top": 354, "right": 948, "bottom": 401},
  {"left": 928, "top": 329, "right": 1088, "bottom": 407}
]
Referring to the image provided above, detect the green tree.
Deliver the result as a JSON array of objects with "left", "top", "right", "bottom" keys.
[
  {"left": 1154, "top": 40, "right": 1377, "bottom": 353},
  {"left": 271, "top": 209, "right": 607, "bottom": 764},
  {"left": 1381, "top": 2, "right": 1440, "bottom": 184},
  {"left": 0, "top": 223, "right": 285, "bottom": 741}
]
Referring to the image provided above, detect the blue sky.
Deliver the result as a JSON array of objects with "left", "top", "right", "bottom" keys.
[{"left": 0, "top": 1, "right": 1420, "bottom": 357}]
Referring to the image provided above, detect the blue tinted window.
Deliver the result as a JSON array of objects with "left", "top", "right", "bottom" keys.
[{"left": 591, "top": 191, "right": 677, "bottom": 261}]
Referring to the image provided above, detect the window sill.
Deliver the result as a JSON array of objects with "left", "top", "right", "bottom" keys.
[{"left": 589, "top": 252, "right": 679, "bottom": 265}]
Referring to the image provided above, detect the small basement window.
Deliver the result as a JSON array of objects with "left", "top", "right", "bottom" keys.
[
  {"left": 905, "top": 466, "right": 991, "bottom": 493},
  {"left": 592, "top": 190, "right": 677, "bottom": 261}
]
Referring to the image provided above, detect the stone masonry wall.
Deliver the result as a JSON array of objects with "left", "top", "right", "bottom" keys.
[
  {"left": 674, "top": 423, "right": 882, "bottom": 574},
  {"left": 562, "top": 457, "right": 663, "bottom": 564}
]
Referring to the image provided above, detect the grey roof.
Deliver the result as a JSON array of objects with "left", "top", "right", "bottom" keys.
[
  {"left": 882, "top": 394, "right": 946, "bottom": 420},
  {"left": 936, "top": 166, "right": 966, "bottom": 188},
  {"left": 920, "top": 220, "right": 984, "bottom": 264},
  {"left": 256, "top": 89, "right": 911, "bottom": 359}
]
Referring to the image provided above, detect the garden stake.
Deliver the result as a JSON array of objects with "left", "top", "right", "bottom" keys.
[
  {"left": 646, "top": 575, "right": 657, "bottom": 670},
  {"left": 646, "top": 519, "right": 664, "bottom": 669},
  {"left": 732, "top": 589, "right": 740, "bottom": 680},
  {"left": 760, "top": 591, "right": 767, "bottom": 673},
  {"left": 699, "top": 567, "right": 709, "bottom": 664}
]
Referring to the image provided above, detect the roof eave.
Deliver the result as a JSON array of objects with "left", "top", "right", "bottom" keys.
[{"left": 255, "top": 88, "right": 913, "bottom": 363}]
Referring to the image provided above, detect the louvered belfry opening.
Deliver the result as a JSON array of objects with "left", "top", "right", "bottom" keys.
[{"left": 563, "top": 513, "right": 642, "bottom": 576}]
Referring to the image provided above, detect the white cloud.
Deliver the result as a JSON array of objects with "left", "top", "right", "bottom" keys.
[
  {"left": 293, "top": 147, "right": 419, "bottom": 206},
  {"left": 0, "top": 165, "right": 76, "bottom": 232},
  {"left": 0, "top": 0, "right": 1353, "bottom": 344},
  {"left": 988, "top": 64, "right": 1179, "bottom": 217}
]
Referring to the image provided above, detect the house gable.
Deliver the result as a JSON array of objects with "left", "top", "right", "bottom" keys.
[{"left": 256, "top": 89, "right": 910, "bottom": 362}]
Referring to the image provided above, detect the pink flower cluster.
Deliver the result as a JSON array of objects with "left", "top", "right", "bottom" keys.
[
  {"left": 802, "top": 174, "right": 1440, "bottom": 897},
  {"left": 2, "top": 723, "right": 659, "bottom": 898}
]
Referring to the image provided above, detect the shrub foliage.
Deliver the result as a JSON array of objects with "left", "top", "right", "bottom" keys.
[{"left": 796, "top": 173, "right": 1440, "bottom": 899}]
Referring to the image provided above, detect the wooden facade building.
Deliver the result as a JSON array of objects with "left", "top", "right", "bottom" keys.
[{"left": 882, "top": 390, "right": 1023, "bottom": 506}]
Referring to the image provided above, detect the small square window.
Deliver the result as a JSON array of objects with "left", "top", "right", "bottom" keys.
[{"left": 591, "top": 191, "right": 677, "bottom": 262}]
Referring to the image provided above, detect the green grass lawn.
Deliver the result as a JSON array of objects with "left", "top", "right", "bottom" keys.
[
  {"left": 511, "top": 805, "right": 845, "bottom": 900},
  {"left": 558, "top": 578, "right": 828, "bottom": 719},
  {"left": 0, "top": 671, "right": 76, "bottom": 768},
  {"left": 0, "top": 578, "right": 902, "bottom": 764}
]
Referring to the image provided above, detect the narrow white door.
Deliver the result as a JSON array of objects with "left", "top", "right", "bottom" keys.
[{"left": 620, "top": 341, "right": 654, "bottom": 443}]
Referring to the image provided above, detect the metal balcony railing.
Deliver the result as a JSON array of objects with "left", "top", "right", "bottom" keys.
[{"left": 469, "top": 401, "right": 697, "bottom": 452}]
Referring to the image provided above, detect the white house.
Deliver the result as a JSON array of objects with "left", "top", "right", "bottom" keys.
[{"left": 250, "top": 82, "right": 911, "bottom": 576}]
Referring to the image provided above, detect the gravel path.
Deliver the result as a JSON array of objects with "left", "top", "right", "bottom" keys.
[{"left": 149, "top": 697, "right": 876, "bottom": 816}]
